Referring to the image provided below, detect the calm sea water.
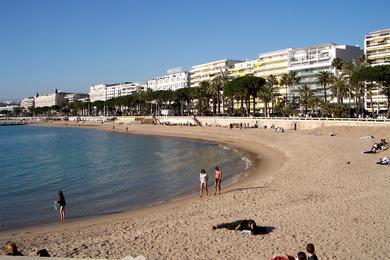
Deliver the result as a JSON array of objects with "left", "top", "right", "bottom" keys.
[{"left": 0, "top": 125, "right": 247, "bottom": 230}]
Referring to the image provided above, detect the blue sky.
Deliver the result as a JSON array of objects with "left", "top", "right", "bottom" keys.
[{"left": 1, "top": 0, "right": 389, "bottom": 100}]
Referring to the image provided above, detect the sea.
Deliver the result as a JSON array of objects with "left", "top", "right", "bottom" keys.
[{"left": 0, "top": 125, "right": 248, "bottom": 231}]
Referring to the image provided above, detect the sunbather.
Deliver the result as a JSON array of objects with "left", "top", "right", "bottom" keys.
[
  {"left": 376, "top": 156, "right": 390, "bottom": 165},
  {"left": 212, "top": 219, "right": 263, "bottom": 235}
]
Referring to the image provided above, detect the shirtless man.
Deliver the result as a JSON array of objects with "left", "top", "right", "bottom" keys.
[{"left": 214, "top": 166, "right": 223, "bottom": 195}]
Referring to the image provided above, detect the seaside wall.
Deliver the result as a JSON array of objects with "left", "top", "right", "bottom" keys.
[{"left": 149, "top": 116, "right": 390, "bottom": 130}]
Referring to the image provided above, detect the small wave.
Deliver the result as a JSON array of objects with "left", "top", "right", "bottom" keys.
[
  {"left": 218, "top": 144, "right": 231, "bottom": 150},
  {"left": 241, "top": 156, "right": 252, "bottom": 170}
]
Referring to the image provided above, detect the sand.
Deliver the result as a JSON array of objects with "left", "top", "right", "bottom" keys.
[{"left": 1, "top": 122, "right": 390, "bottom": 259}]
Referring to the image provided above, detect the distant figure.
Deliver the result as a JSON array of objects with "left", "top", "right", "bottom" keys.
[
  {"left": 330, "top": 131, "right": 337, "bottom": 136},
  {"left": 125, "top": 127, "right": 128, "bottom": 132},
  {"left": 306, "top": 243, "right": 318, "bottom": 260},
  {"left": 112, "top": 125, "right": 115, "bottom": 131},
  {"left": 5, "top": 242, "right": 23, "bottom": 256},
  {"left": 56, "top": 191, "right": 66, "bottom": 223},
  {"left": 214, "top": 166, "right": 223, "bottom": 195},
  {"left": 199, "top": 169, "right": 208, "bottom": 197},
  {"left": 37, "top": 249, "right": 50, "bottom": 257},
  {"left": 212, "top": 219, "right": 260, "bottom": 235}
]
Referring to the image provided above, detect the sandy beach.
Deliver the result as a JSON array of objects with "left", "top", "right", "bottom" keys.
[{"left": 1, "top": 122, "right": 390, "bottom": 259}]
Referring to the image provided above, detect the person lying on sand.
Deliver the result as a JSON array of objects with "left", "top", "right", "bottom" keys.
[
  {"left": 376, "top": 156, "right": 390, "bottom": 165},
  {"left": 330, "top": 131, "right": 337, "bottom": 136},
  {"left": 212, "top": 219, "right": 265, "bottom": 235}
]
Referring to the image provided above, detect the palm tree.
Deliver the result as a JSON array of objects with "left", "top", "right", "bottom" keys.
[
  {"left": 342, "top": 60, "right": 369, "bottom": 116},
  {"left": 379, "top": 84, "right": 390, "bottom": 118},
  {"left": 332, "top": 57, "right": 344, "bottom": 77},
  {"left": 298, "top": 85, "right": 315, "bottom": 115},
  {"left": 288, "top": 71, "right": 301, "bottom": 107},
  {"left": 198, "top": 81, "right": 213, "bottom": 115},
  {"left": 280, "top": 73, "right": 289, "bottom": 106},
  {"left": 263, "top": 75, "right": 279, "bottom": 116},
  {"left": 318, "top": 71, "right": 332, "bottom": 103},
  {"left": 329, "top": 74, "right": 350, "bottom": 104}
]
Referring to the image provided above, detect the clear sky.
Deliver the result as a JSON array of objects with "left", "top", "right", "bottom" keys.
[{"left": 1, "top": 0, "right": 389, "bottom": 100}]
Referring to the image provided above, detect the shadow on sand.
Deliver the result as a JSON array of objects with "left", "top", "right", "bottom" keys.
[
  {"left": 255, "top": 226, "right": 275, "bottom": 235},
  {"left": 224, "top": 186, "right": 269, "bottom": 194}
]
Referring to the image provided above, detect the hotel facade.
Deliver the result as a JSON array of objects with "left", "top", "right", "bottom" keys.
[
  {"left": 89, "top": 82, "right": 147, "bottom": 102},
  {"left": 147, "top": 68, "right": 190, "bottom": 91},
  {"left": 364, "top": 28, "right": 390, "bottom": 113},
  {"left": 34, "top": 92, "right": 66, "bottom": 108},
  {"left": 288, "top": 43, "right": 362, "bottom": 101},
  {"left": 224, "top": 44, "right": 362, "bottom": 112},
  {"left": 190, "top": 59, "right": 242, "bottom": 88}
]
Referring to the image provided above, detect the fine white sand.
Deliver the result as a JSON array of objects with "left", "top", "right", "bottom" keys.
[{"left": 1, "top": 122, "right": 390, "bottom": 259}]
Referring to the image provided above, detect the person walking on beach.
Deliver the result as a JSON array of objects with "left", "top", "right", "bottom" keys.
[
  {"left": 214, "top": 166, "right": 223, "bottom": 195},
  {"left": 199, "top": 169, "right": 208, "bottom": 197},
  {"left": 56, "top": 191, "right": 66, "bottom": 223}
]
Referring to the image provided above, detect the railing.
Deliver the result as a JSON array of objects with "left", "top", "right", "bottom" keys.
[{"left": 193, "top": 116, "right": 390, "bottom": 123}]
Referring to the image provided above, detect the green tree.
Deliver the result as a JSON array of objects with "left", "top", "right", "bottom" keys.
[
  {"left": 298, "top": 85, "right": 315, "bottom": 115},
  {"left": 318, "top": 71, "right": 332, "bottom": 103},
  {"left": 332, "top": 57, "right": 344, "bottom": 76},
  {"left": 329, "top": 74, "right": 350, "bottom": 105},
  {"left": 197, "top": 81, "right": 213, "bottom": 115},
  {"left": 280, "top": 73, "right": 289, "bottom": 106}
]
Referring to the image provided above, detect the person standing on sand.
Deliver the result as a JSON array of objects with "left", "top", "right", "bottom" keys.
[
  {"left": 199, "top": 169, "right": 208, "bottom": 197},
  {"left": 56, "top": 191, "right": 66, "bottom": 223},
  {"left": 214, "top": 166, "right": 223, "bottom": 195}
]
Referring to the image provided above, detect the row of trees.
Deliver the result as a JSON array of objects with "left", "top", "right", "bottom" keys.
[{"left": 5, "top": 61, "right": 390, "bottom": 118}]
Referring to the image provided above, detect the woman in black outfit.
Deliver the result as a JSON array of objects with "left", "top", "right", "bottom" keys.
[{"left": 57, "top": 191, "right": 66, "bottom": 223}]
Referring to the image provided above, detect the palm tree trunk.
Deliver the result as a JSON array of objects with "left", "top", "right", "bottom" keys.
[
  {"left": 217, "top": 90, "right": 221, "bottom": 115},
  {"left": 323, "top": 84, "right": 327, "bottom": 103},
  {"left": 285, "top": 85, "right": 288, "bottom": 107},
  {"left": 240, "top": 98, "right": 244, "bottom": 116},
  {"left": 387, "top": 96, "right": 390, "bottom": 119},
  {"left": 252, "top": 96, "right": 256, "bottom": 115},
  {"left": 370, "top": 90, "right": 374, "bottom": 114}
]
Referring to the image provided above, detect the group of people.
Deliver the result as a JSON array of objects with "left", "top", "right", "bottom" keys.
[
  {"left": 212, "top": 219, "right": 319, "bottom": 259},
  {"left": 199, "top": 166, "right": 223, "bottom": 197},
  {"left": 270, "top": 243, "right": 318, "bottom": 260},
  {"left": 5, "top": 241, "right": 50, "bottom": 257},
  {"left": 362, "top": 138, "right": 388, "bottom": 153}
]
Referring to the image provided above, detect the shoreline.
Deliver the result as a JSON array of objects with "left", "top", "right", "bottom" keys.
[{"left": 0, "top": 122, "right": 284, "bottom": 238}]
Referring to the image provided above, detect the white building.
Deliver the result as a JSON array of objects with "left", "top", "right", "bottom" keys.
[
  {"left": 20, "top": 97, "right": 35, "bottom": 109},
  {"left": 34, "top": 92, "right": 66, "bottom": 108},
  {"left": 364, "top": 28, "right": 390, "bottom": 113},
  {"left": 89, "top": 82, "right": 147, "bottom": 102},
  {"left": 64, "top": 93, "right": 89, "bottom": 103},
  {"left": 288, "top": 43, "right": 362, "bottom": 100},
  {"left": 147, "top": 68, "right": 190, "bottom": 91},
  {"left": 190, "top": 59, "right": 242, "bottom": 88}
]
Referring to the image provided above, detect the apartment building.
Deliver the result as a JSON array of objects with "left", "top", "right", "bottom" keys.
[
  {"left": 364, "top": 28, "right": 390, "bottom": 113},
  {"left": 147, "top": 68, "right": 190, "bottom": 91},
  {"left": 190, "top": 59, "right": 242, "bottom": 88},
  {"left": 90, "top": 82, "right": 147, "bottom": 102},
  {"left": 288, "top": 43, "right": 362, "bottom": 101}
]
